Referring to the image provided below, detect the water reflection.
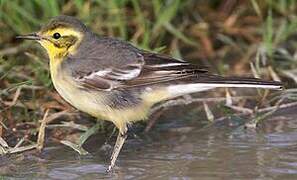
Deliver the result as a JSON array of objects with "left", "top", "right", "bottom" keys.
[{"left": 1, "top": 106, "right": 297, "bottom": 179}]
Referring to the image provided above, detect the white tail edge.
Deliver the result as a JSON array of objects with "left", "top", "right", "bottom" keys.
[{"left": 167, "top": 83, "right": 282, "bottom": 97}]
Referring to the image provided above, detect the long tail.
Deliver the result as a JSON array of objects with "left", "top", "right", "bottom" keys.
[{"left": 167, "top": 74, "right": 283, "bottom": 97}]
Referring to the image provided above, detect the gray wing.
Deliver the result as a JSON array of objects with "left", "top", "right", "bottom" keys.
[{"left": 63, "top": 37, "right": 207, "bottom": 91}]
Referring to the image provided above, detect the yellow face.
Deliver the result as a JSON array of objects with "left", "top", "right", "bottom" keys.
[{"left": 37, "top": 27, "right": 83, "bottom": 60}]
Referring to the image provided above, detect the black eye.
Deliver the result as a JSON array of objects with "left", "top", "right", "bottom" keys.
[{"left": 53, "top": 32, "right": 61, "bottom": 39}]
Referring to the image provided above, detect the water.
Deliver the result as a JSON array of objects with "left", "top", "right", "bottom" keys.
[{"left": 1, "top": 106, "right": 297, "bottom": 179}]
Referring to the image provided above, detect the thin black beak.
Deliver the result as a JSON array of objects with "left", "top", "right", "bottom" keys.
[{"left": 16, "top": 33, "right": 41, "bottom": 40}]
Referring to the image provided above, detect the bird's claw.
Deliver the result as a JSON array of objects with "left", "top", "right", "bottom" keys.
[{"left": 106, "top": 165, "right": 114, "bottom": 173}]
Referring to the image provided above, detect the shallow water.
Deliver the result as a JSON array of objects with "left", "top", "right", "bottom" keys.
[{"left": 1, "top": 106, "right": 297, "bottom": 179}]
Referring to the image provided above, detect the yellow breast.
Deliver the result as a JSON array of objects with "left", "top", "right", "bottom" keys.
[{"left": 50, "top": 59, "right": 103, "bottom": 116}]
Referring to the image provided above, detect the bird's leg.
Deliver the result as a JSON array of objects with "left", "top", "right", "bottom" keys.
[
  {"left": 110, "top": 132, "right": 122, "bottom": 161},
  {"left": 107, "top": 130, "right": 127, "bottom": 172}
]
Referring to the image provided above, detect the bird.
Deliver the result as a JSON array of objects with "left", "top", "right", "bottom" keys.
[{"left": 16, "top": 15, "right": 283, "bottom": 172}]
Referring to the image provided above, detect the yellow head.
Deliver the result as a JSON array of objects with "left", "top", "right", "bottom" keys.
[{"left": 17, "top": 15, "right": 86, "bottom": 60}]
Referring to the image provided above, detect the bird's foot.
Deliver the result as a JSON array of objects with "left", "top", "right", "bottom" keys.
[{"left": 106, "top": 164, "right": 114, "bottom": 173}]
